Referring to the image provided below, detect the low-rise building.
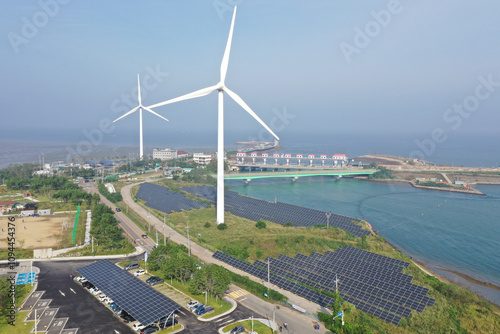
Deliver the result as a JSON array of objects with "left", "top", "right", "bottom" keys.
[
  {"left": 153, "top": 148, "right": 178, "bottom": 160},
  {"left": 193, "top": 153, "right": 213, "bottom": 165}
]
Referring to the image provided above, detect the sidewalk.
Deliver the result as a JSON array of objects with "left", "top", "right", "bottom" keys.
[{"left": 0, "top": 246, "right": 144, "bottom": 264}]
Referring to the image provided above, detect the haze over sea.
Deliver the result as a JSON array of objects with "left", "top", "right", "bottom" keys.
[{"left": 1, "top": 132, "right": 499, "bottom": 304}]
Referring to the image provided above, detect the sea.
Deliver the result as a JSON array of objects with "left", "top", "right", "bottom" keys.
[{"left": 1, "top": 133, "right": 499, "bottom": 304}]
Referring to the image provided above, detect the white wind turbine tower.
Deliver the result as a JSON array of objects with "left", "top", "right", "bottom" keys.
[
  {"left": 147, "top": 6, "right": 279, "bottom": 224},
  {"left": 113, "top": 74, "right": 169, "bottom": 159}
]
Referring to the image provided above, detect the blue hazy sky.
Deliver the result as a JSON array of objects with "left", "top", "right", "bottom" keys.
[{"left": 1, "top": 0, "right": 499, "bottom": 148}]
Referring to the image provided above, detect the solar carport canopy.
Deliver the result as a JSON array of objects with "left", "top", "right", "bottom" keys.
[{"left": 77, "top": 259, "right": 180, "bottom": 326}]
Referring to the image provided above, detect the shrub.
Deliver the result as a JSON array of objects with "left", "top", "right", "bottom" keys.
[
  {"left": 256, "top": 220, "right": 267, "bottom": 229},
  {"left": 284, "top": 222, "right": 293, "bottom": 227},
  {"left": 204, "top": 222, "right": 211, "bottom": 228},
  {"left": 217, "top": 223, "right": 228, "bottom": 230}
]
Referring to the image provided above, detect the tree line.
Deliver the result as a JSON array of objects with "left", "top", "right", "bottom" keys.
[{"left": 90, "top": 204, "right": 128, "bottom": 249}]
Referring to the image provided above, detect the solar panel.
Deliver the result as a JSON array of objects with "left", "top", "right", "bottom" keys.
[
  {"left": 213, "top": 248, "right": 435, "bottom": 327},
  {"left": 136, "top": 183, "right": 209, "bottom": 214},
  {"left": 77, "top": 259, "right": 180, "bottom": 326},
  {"left": 183, "top": 185, "right": 370, "bottom": 237}
]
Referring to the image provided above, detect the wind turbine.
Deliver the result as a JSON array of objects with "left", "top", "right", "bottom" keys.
[
  {"left": 113, "top": 74, "right": 169, "bottom": 159},
  {"left": 147, "top": 6, "right": 279, "bottom": 224}
]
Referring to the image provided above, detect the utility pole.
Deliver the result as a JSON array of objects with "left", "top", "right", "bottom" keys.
[
  {"left": 163, "top": 214, "right": 167, "bottom": 245},
  {"left": 186, "top": 222, "right": 191, "bottom": 257},
  {"left": 267, "top": 258, "right": 270, "bottom": 293},
  {"left": 334, "top": 273, "right": 340, "bottom": 294}
]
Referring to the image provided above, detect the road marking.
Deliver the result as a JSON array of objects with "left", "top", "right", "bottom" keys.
[
  {"left": 215, "top": 316, "right": 231, "bottom": 323},
  {"left": 59, "top": 290, "right": 65, "bottom": 297},
  {"left": 69, "top": 288, "right": 76, "bottom": 294},
  {"left": 227, "top": 289, "right": 249, "bottom": 299},
  {"left": 178, "top": 310, "right": 186, "bottom": 315},
  {"left": 219, "top": 318, "right": 234, "bottom": 326}
]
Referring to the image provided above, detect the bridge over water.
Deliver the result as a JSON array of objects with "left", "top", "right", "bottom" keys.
[{"left": 224, "top": 168, "right": 377, "bottom": 181}]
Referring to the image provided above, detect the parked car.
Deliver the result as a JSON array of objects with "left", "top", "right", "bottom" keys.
[
  {"left": 230, "top": 324, "right": 245, "bottom": 333},
  {"left": 190, "top": 303, "right": 204, "bottom": 312},
  {"left": 113, "top": 306, "right": 122, "bottom": 314},
  {"left": 98, "top": 294, "right": 107, "bottom": 301},
  {"left": 147, "top": 277, "right": 164, "bottom": 286},
  {"left": 75, "top": 276, "right": 86, "bottom": 282},
  {"left": 186, "top": 300, "right": 199, "bottom": 309},
  {"left": 157, "top": 317, "right": 177, "bottom": 328},
  {"left": 198, "top": 306, "right": 214, "bottom": 315},
  {"left": 82, "top": 282, "right": 94, "bottom": 289},
  {"left": 141, "top": 325, "right": 159, "bottom": 334},
  {"left": 132, "top": 322, "right": 146, "bottom": 331},
  {"left": 124, "top": 262, "right": 140, "bottom": 271},
  {"left": 120, "top": 311, "right": 135, "bottom": 323},
  {"left": 195, "top": 305, "right": 209, "bottom": 315},
  {"left": 104, "top": 297, "right": 113, "bottom": 304},
  {"left": 134, "top": 269, "right": 146, "bottom": 276},
  {"left": 109, "top": 302, "right": 117, "bottom": 309},
  {"left": 90, "top": 287, "right": 100, "bottom": 295}
]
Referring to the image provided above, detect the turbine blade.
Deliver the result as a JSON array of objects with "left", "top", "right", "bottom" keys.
[
  {"left": 137, "top": 74, "right": 142, "bottom": 105},
  {"left": 225, "top": 87, "right": 280, "bottom": 140},
  {"left": 143, "top": 106, "right": 169, "bottom": 122},
  {"left": 113, "top": 106, "right": 139, "bottom": 123},
  {"left": 220, "top": 6, "right": 237, "bottom": 84},
  {"left": 147, "top": 85, "right": 219, "bottom": 109}
]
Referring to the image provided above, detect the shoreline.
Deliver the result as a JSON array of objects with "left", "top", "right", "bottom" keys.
[{"left": 363, "top": 220, "right": 500, "bottom": 301}]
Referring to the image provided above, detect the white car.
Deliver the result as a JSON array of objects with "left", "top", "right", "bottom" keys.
[
  {"left": 77, "top": 276, "right": 88, "bottom": 283},
  {"left": 186, "top": 300, "right": 199, "bottom": 309},
  {"left": 104, "top": 297, "right": 113, "bottom": 304},
  {"left": 98, "top": 294, "right": 107, "bottom": 301},
  {"left": 132, "top": 322, "right": 146, "bottom": 331},
  {"left": 90, "top": 287, "right": 100, "bottom": 295},
  {"left": 134, "top": 269, "right": 146, "bottom": 277}
]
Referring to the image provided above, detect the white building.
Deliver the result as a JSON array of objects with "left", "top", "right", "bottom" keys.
[
  {"left": 193, "top": 153, "right": 213, "bottom": 165},
  {"left": 153, "top": 148, "right": 178, "bottom": 160}
]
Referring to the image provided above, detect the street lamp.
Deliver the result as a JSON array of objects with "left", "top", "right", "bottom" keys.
[{"left": 326, "top": 211, "right": 332, "bottom": 229}]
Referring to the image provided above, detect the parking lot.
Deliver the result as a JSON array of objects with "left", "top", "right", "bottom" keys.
[{"left": 29, "top": 259, "right": 263, "bottom": 333}]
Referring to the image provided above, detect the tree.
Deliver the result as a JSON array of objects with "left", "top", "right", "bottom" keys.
[{"left": 256, "top": 220, "right": 266, "bottom": 229}]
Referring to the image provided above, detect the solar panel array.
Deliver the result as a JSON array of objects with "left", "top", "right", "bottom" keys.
[
  {"left": 136, "top": 182, "right": 209, "bottom": 213},
  {"left": 213, "top": 246, "right": 435, "bottom": 326},
  {"left": 77, "top": 259, "right": 180, "bottom": 326},
  {"left": 183, "top": 185, "right": 369, "bottom": 237}
]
